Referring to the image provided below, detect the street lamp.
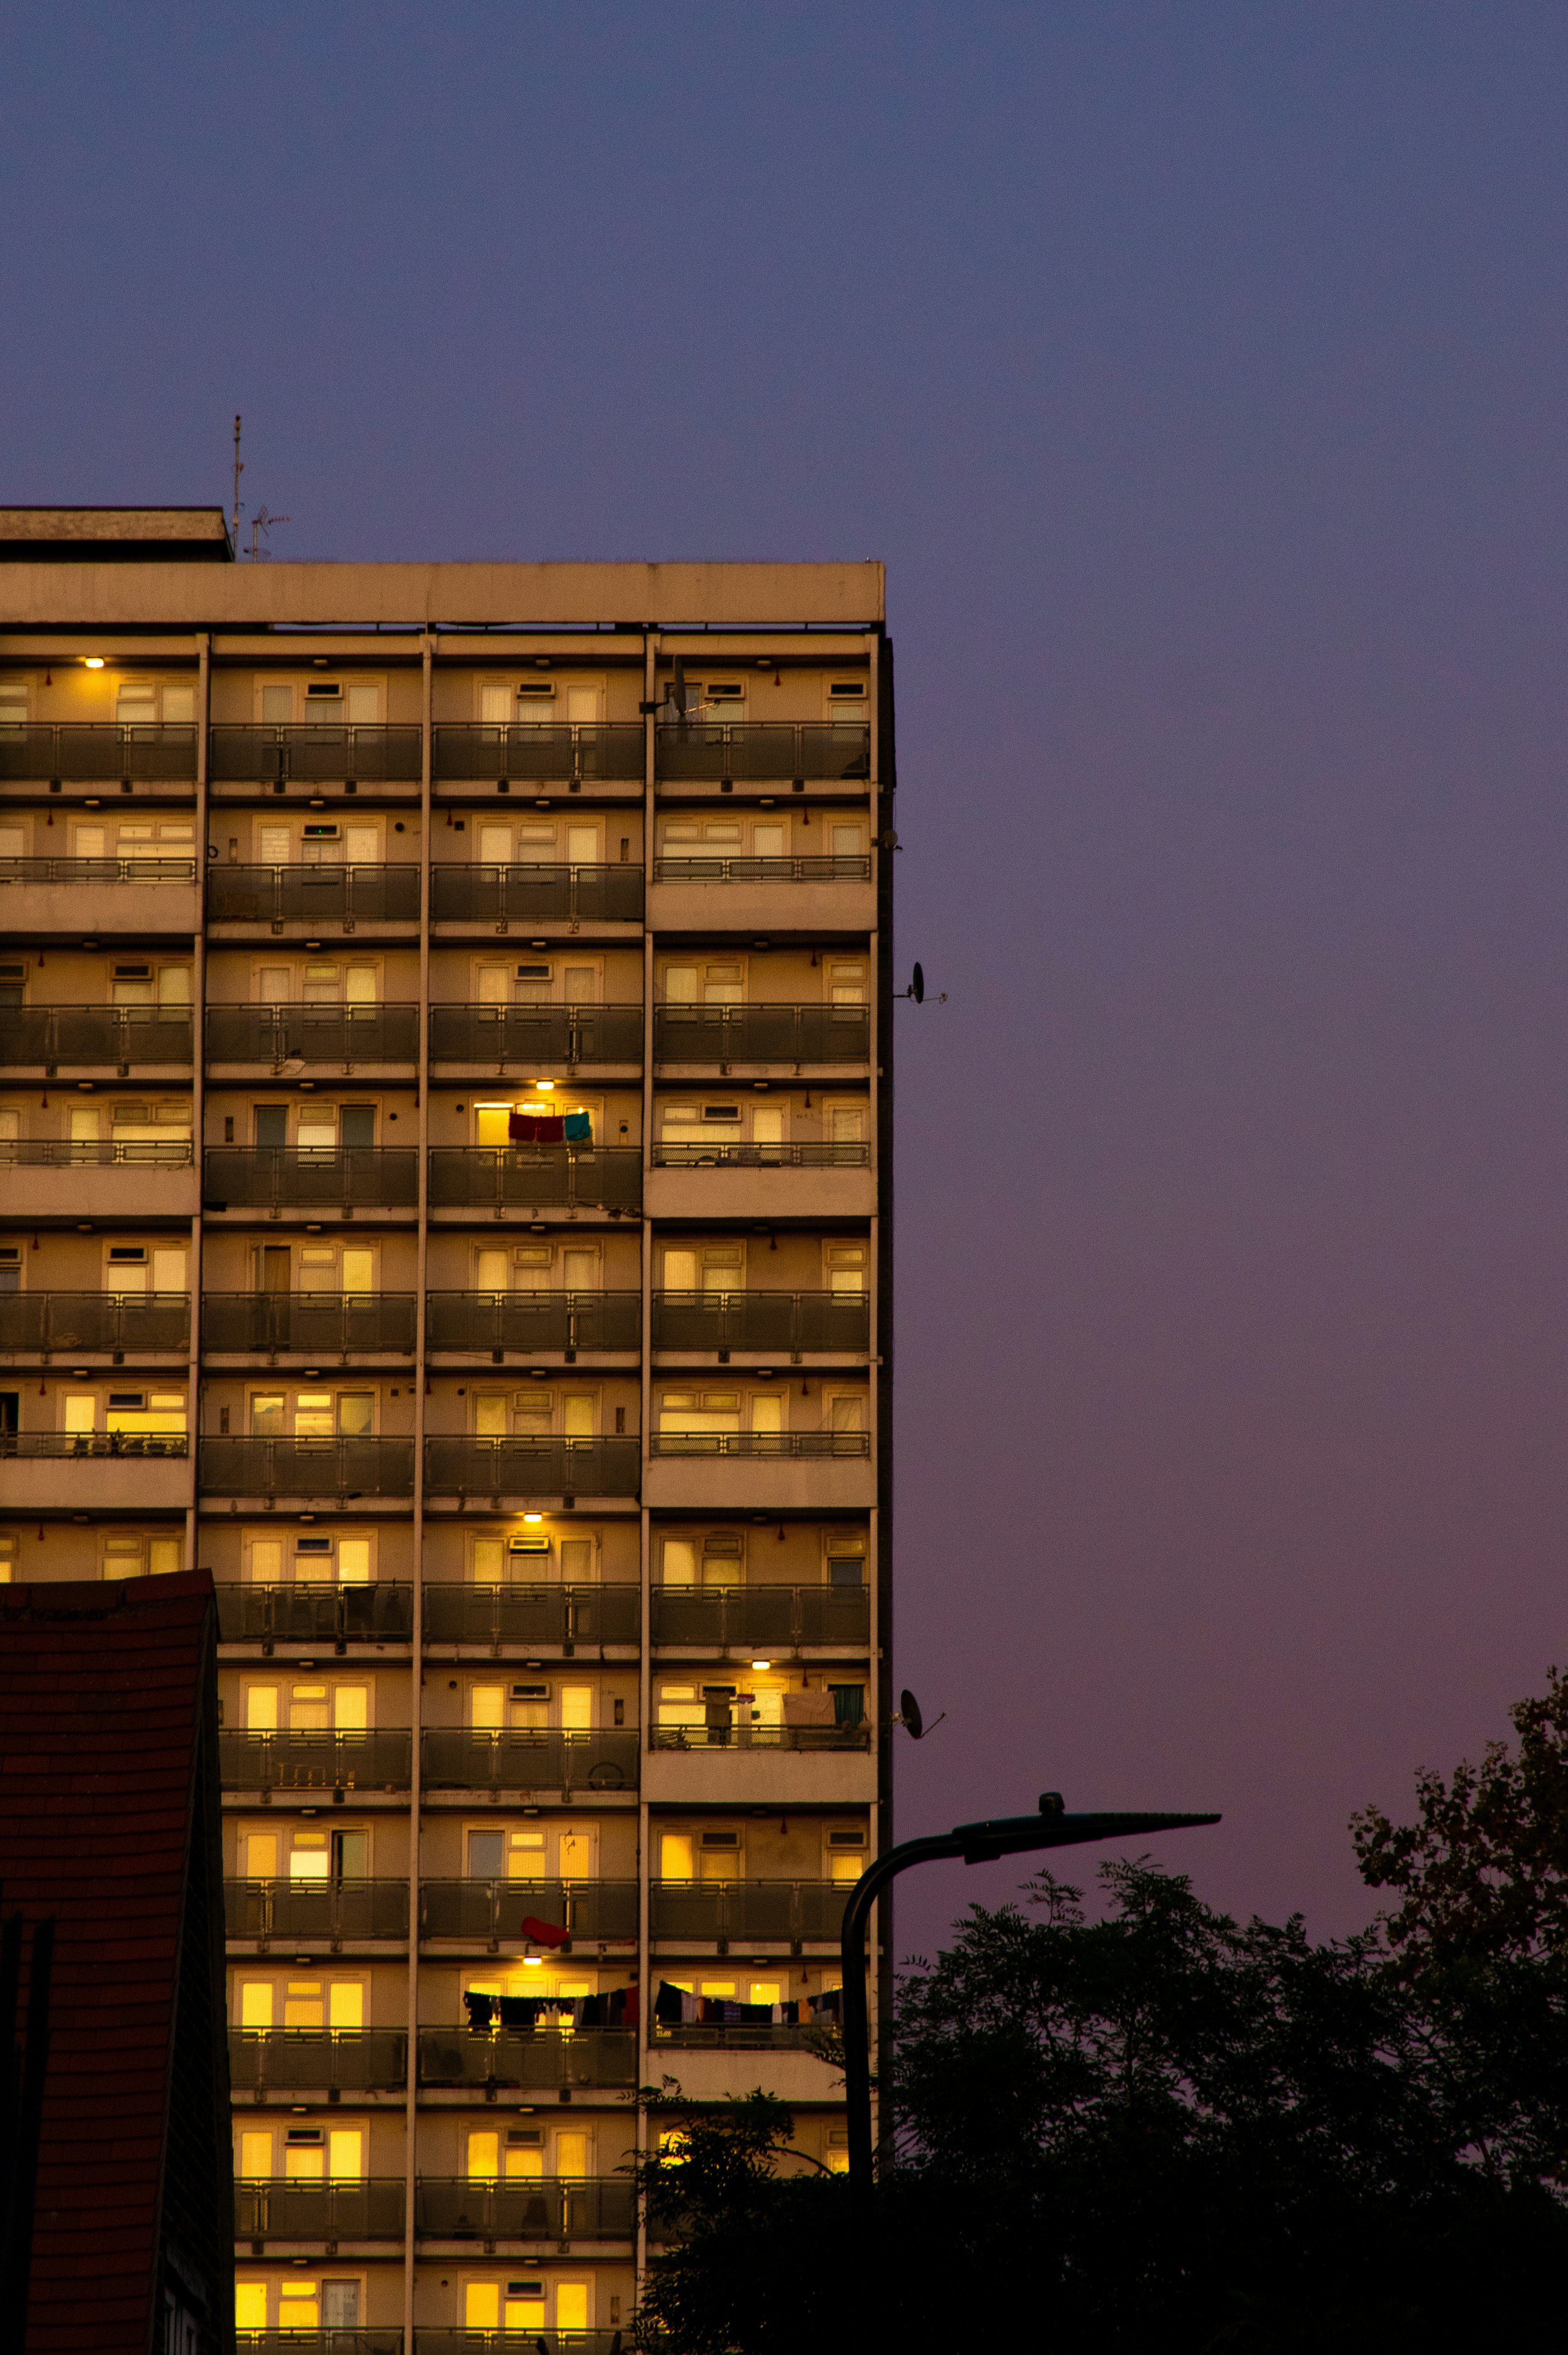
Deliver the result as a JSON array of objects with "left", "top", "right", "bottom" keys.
[{"left": 839, "top": 1793, "right": 1221, "bottom": 2220}]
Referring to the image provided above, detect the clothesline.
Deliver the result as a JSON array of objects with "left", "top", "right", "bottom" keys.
[
  {"left": 464, "top": 1987, "right": 636, "bottom": 2031},
  {"left": 508, "top": 1111, "right": 593, "bottom": 1144},
  {"left": 651, "top": 1982, "right": 843, "bottom": 2028}
]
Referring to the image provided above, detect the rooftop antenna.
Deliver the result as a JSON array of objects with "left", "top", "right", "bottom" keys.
[
  {"left": 897, "top": 962, "right": 947, "bottom": 1005},
  {"left": 248, "top": 508, "right": 290, "bottom": 561},
  {"left": 231, "top": 415, "right": 243, "bottom": 557}
]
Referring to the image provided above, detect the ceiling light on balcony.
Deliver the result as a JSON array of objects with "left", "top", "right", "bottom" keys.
[
  {"left": 522, "top": 1952, "right": 543, "bottom": 1967},
  {"left": 752, "top": 1659, "right": 772, "bottom": 1671},
  {"left": 83, "top": 657, "right": 105, "bottom": 670},
  {"left": 523, "top": 1512, "right": 543, "bottom": 1524},
  {"left": 534, "top": 1078, "right": 555, "bottom": 1091}
]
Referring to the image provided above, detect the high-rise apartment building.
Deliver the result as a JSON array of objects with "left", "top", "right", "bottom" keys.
[{"left": 0, "top": 515, "right": 893, "bottom": 2351}]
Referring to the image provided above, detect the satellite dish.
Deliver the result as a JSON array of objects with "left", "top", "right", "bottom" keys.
[
  {"left": 911, "top": 963, "right": 924, "bottom": 1005},
  {"left": 899, "top": 1687, "right": 924, "bottom": 1739}
]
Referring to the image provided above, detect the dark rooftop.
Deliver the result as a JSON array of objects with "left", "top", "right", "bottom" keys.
[{"left": 0, "top": 508, "right": 233, "bottom": 562}]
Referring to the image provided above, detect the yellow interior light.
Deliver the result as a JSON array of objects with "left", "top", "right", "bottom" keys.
[
  {"left": 522, "top": 1953, "right": 543, "bottom": 1967},
  {"left": 534, "top": 1079, "right": 555, "bottom": 1091},
  {"left": 523, "top": 1512, "right": 543, "bottom": 1525},
  {"left": 83, "top": 657, "right": 106, "bottom": 670},
  {"left": 752, "top": 1659, "right": 772, "bottom": 1671}
]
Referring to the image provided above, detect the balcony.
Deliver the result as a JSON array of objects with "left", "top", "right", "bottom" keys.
[
  {"left": 0, "top": 854, "right": 200, "bottom": 940},
  {"left": 432, "top": 722, "right": 643, "bottom": 783},
  {"left": 414, "top": 2176, "right": 634, "bottom": 2242},
  {"left": 207, "top": 863, "right": 422, "bottom": 926},
  {"left": 430, "top": 863, "right": 644, "bottom": 926},
  {"left": 225, "top": 1877, "right": 411, "bottom": 1941},
  {"left": 653, "top": 1004, "right": 869, "bottom": 1066},
  {"left": 652, "top": 1290, "right": 867, "bottom": 1356},
  {"left": 650, "top": 1584, "right": 869, "bottom": 1648},
  {"left": 416, "top": 2026, "right": 637, "bottom": 2090},
  {"left": 428, "top": 1004, "right": 643, "bottom": 1067},
  {"left": 202, "top": 1147, "right": 419, "bottom": 1211},
  {"left": 0, "top": 1431, "right": 186, "bottom": 1460},
  {"left": 0, "top": 1006, "right": 193, "bottom": 1069},
  {"left": 655, "top": 721, "right": 869, "bottom": 782},
  {"left": 424, "top": 1291, "right": 639, "bottom": 1356},
  {"left": 423, "top": 1437, "right": 640, "bottom": 1500},
  {"left": 652, "top": 1141, "right": 868, "bottom": 1171},
  {"left": 419, "top": 1878, "right": 638, "bottom": 1944},
  {"left": 649, "top": 1878, "right": 847, "bottom": 1945},
  {"left": 200, "top": 1437, "right": 415, "bottom": 1498},
  {"left": 219, "top": 1730, "right": 414, "bottom": 1793},
  {"left": 238, "top": 2337, "right": 401, "bottom": 2355},
  {"left": 649, "top": 1431, "right": 869, "bottom": 1461},
  {"left": 647, "top": 851, "right": 875, "bottom": 936},
  {"left": 427, "top": 1147, "right": 641, "bottom": 1216},
  {"left": 215, "top": 1582, "right": 415, "bottom": 1644},
  {"left": 646, "top": 1140, "right": 872, "bottom": 1225},
  {"left": 0, "top": 1291, "right": 190, "bottom": 1355},
  {"left": 651, "top": 2020, "right": 826, "bottom": 2051},
  {"left": 202, "top": 1292, "right": 417, "bottom": 1356},
  {"left": 0, "top": 1137, "right": 196, "bottom": 1220},
  {"left": 209, "top": 724, "right": 422, "bottom": 785},
  {"left": 205, "top": 1006, "right": 420, "bottom": 1066},
  {"left": 0, "top": 1427, "right": 188, "bottom": 1511},
  {"left": 235, "top": 2177, "right": 405, "bottom": 2241},
  {"left": 421, "top": 1729, "right": 639, "bottom": 1798},
  {"left": 421, "top": 1583, "right": 639, "bottom": 1647},
  {"left": 414, "top": 2338, "right": 620, "bottom": 2355},
  {"left": 654, "top": 852, "right": 871, "bottom": 886},
  {"left": 650, "top": 1722, "right": 869, "bottom": 1754},
  {"left": 0, "top": 721, "right": 197, "bottom": 783},
  {"left": 228, "top": 2028, "right": 407, "bottom": 2091}
]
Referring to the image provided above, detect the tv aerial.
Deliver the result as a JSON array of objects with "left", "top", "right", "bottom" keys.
[
  {"left": 898, "top": 962, "right": 946, "bottom": 1005},
  {"left": 248, "top": 507, "right": 290, "bottom": 561}
]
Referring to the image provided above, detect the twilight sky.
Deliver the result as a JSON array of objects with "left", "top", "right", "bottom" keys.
[{"left": 5, "top": 1, "right": 1568, "bottom": 1952}]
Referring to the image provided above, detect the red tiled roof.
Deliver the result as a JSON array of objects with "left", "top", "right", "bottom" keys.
[{"left": 0, "top": 1571, "right": 219, "bottom": 2353}]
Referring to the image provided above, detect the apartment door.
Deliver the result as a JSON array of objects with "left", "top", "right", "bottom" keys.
[
  {"left": 478, "top": 824, "right": 511, "bottom": 864},
  {"left": 561, "top": 1248, "right": 597, "bottom": 1296},
  {"left": 557, "top": 1827, "right": 597, "bottom": 1881},
  {"left": 566, "top": 823, "right": 599, "bottom": 868}
]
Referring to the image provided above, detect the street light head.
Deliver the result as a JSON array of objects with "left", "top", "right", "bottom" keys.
[{"left": 1038, "top": 1791, "right": 1065, "bottom": 1816}]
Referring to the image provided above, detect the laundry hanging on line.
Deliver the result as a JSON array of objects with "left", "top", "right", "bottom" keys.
[{"left": 508, "top": 1110, "right": 593, "bottom": 1144}]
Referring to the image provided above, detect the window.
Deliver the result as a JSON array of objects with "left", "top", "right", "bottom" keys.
[
  {"left": 826, "top": 1245, "right": 865, "bottom": 1295},
  {"left": 828, "top": 1828, "right": 866, "bottom": 1885},
  {"left": 235, "top": 2283, "right": 268, "bottom": 2329},
  {"left": 826, "top": 1535, "right": 866, "bottom": 1589}
]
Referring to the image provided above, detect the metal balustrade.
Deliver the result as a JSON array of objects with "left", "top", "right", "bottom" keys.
[
  {"left": 426, "top": 1146, "right": 641, "bottom": 1214},
  {"left": 238, "top": 2335, "right": 401, "bottom": 2355},
  {"left": 225, "top": 1877, "right": 411, "bottom": 1941},
  {"left": 0, "top": 1291, "right": 190, "bottom": 1353},
  {"left": 416, "top": 2027, "right": 637, "bottom": 2090},
  {"left": 650, "top": 1141, "right": 870, "bottom": 1170},
  {"left": 418, "top": 1878, "right": 639, "bottom": 1944},
  {"left": 652, "top": 1289, "right": 867, "bottom": 1354},
  {"left": 235, "top": 2177, "right": 406, "bottom": 2240},
  {"left": 202, "top": 1292, "right": 417, "bottom": 1355},
  {"left": 219, "top": 1730, "right": 414, "bottom": 1793},
  {"left": 214, "top": 1583, "right": 415, "bottom": 1644},
  {"left": 428, "top": 1004, "right": 643, "bottom": 1065},
  {"left": 649, "top": 1430, "right": 870, "bottom": 1459},
  {"left": 430, "top": 862, "right": 644, "bottom": 924},
  {"left": 0, "top": 856, "right": 197, "bottom": 886},
  {"left": 420, "top": 1583, "right": 639, "bottom": 1646},
  {"left": 652, "top": 852, "right": 871, "bottom": 884},
  {"left": 432, "top": 722, "right": 644, "bottom": 782},
  {"left": 415, "top": 2334, "right": 620, "bottom": 2355},
  {"left": 654, "top": 1004, "right": 869, "bottom": 1064},
  {"left": 0, "top": 1138, "right": 192, "bottom": 1168},
  {"left": 424, "top": 1291, "right": 639, "bottom": 1355},
  {"left": 421, "top": 1729, "right": 639, "bottom": 1797},
  {"left": 0, "top": 1431, "right": 188, "bottom": 1460},
  {"left": 422, "top": 1437, "right": 641, "bottom": 1498},
  {"left": 205, "top": 1006, "right": 420, "bottom": 1064},
  {"left": 0, "top": 1007, "right": 194, "bottom": 1065},
  {"left": 651, "top": 2020, "right": 825, "bottom": 2050},
  {"left": 414, "top": 2176, "right": 634, "bottom": 2242},
  {"left": 649, "top": 1878, "right": 849, "bottom": 1944},
  {"left": 209, "top": 724, "right": 423, "bottom": 783},
  {"left": 0, "top": 722, "right": 197, "bottom": 781},
  {"left": 650, "top": 1584, "right": 870, "bottom": 1647},
  {"left": 228, "top": 2028, "right": 407, "bottom": 2091},
  {"left": 650, "top": 1721, "right": 870, "bottom": 1753},
  {"left": 200, "top": 1437, "right": 416, "bottom": 1496},
  {"left": 202, "top": 1147, "right": 419, "bottom": 1209},
  {"left": 656, "top": 721, "right": 870, "bottom": 781},
  {"left": 207, "top": 864, "right": 422, "bottom": 924}
]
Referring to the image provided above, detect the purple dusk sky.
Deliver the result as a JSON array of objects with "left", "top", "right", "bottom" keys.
[{"left": 6, "top": 2, "right": 1568, "bottom": 1953}]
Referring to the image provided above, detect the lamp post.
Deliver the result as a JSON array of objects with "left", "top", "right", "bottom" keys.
[{"left": 839, "top": 1794, "right": 1221, "bottom": 2223}]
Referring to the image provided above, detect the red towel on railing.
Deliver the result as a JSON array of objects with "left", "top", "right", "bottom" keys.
[{"left": 519, "top": 1913, "right": 570, "bottom": 1948}]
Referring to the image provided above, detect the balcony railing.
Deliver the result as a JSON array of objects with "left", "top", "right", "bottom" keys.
[
  {"left": 228, "top": 2028, "right": 407, "bottom": 2091},
  {"left": 423, "top": 1437, "right": 640, "bottom": 1498},
  {"left": 0, "top": 855, "right": 197, "bottom": 886},
  {"left": 209, "top": 724, "right": 422, "bottom": 783},
  {"left": 654, "top": 1005, "right": 869, "bottom": 1064},
  {"left": 425, "top": 1291, "right": 640, "bottom": 1355},
  {"left": 0, "top": 1431, "right": 187, "bottom": 1460},
  {"left": 215, "top": 1582, "right": 415, "bottom": 1644},
  {"left": 432, "top": 722, "right": 644, "bottom": 782},
  {"left": 656, "top": 721, "right": 869, "bottom": 781},
  {"left": 428, "top": 1004, "right": 643, "bottom": 1065},
  {"left": 202, "top": 1147, "right": 419, "bottom": 1209},
  {"left": 421, "top": 1729, "right": 639, "bottom": 1797},
  {"left": 202, "top": 1292, "right": 417, "bottom": 1355},
  {"left": 414, "top": 2176, "right": 634, "bottom": 2242},
  {"left": 0, "top": 1138, "right": 192, "bottom": 1169},
  {"left": 421, "top": 1583, "right": 639, "bottom": 1646},
  {"left": 651, "top": 1584, "right": 870, "bottom": 1647},
  {"left": 650, "top": 1721, "right": 869, "bottom": 1753},
  {"left": 219, "top": 1730, "right": 414, "bottom": 1793},
  {"left": 238, "top": 2336, "right": 401, "bottom": 2355},
  {"left": 207, "top": 864, "right": 422, "bottom": 924},
  {"left": 235, "top": 2177, "right": 406, "bottom": 2240},
  {"left": 650, "top": 1878, "right": 848, "bottom": 1944},
  {"left": 417, "top": 2027, "right": 637, "bottom": 2090},
  {"left": 652, "top": 852, "right": 871, "bottom": 884},
  {"left": 427, "top": 1147, "right": 641, "bottom": 1214},
  {"left": 413, "top": 2336, "right": 621, "bottom": 2355},
  {"left": 651, "top": 2020, "right": 825, "bottom": 2050},
  {"left": 0, "top": 1292, "right": 190, "bottom": 1353},
  {"left": 225, "top": 1876, "right": 411, "bottom": 1941},
  {"left": 652, "top": 1290, "right": 867, "bottom": 1354},
  {"left": 0, "top": 1007, "right": 193, "bottom": 1066},
  {"left": 430, "top": 863, "right": 644, "bottom": 925},
  {"left": 205, "top": 1006, "right": 420, "bottom": 1064},
  {"left": 651, "top": 1141, "right": 870, "bottom": 1170},
  {"left": 0, "top": 722, "right": 197, "bottom": 782},
  {"left": 419, "top": 1878, "right": 639, "bottom": 1943},
  {"left": 200, "top": 1437, "right": 415, "bottom": 1496},
  {"left": 650, "top": 1431, "right": 870, "bottom": 1460}
]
